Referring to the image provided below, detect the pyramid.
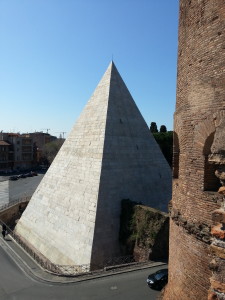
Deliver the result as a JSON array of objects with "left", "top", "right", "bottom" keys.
[{"left": 15, "top": 62, "right": 172, "bottom": 268}]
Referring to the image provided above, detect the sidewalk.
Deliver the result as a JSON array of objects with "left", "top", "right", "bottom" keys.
[{"left": 1, "top": 233, "right": 166, "bottom": 284}]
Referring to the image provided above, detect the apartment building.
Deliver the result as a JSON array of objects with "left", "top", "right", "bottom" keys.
[
  {"left": 0, "top": 140, "right": 11, "bottom": 171},
  {"left": 0, "top": 131, "right": 57, "bottom": 172},
  {"left": 0, "top": 133, "right": 34, "bottom": 171}
]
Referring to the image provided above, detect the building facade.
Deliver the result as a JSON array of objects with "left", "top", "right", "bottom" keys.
[
  {"left": 0, "top": 141, "right": 11, "bottom": 171},
  {"left": 0, "top": 133, "right": 35, "bottom": 171},
  {"left": 29, "top": 132, "right": 57, "bottom": 164},
  {"left": 0, "top": 132, "right": 57, "bottom": 171}
]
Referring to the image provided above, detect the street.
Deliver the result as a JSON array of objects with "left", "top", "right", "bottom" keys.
[
  {"left": 0, "top": 237, "right": 161, "bottom": 300},
  {"left": 0, "top": 173, "right": 44, "bottom": 205},
  {"left": 9, "top": 173, "right": 44, "bottom": 201}
]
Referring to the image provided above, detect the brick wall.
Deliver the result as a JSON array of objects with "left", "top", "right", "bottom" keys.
[
  {"left": 164, "top": 221, "right": 211, "bottom": 300},
  {"left": 164, "top": 0, "right": 225, "bottom": 299}
]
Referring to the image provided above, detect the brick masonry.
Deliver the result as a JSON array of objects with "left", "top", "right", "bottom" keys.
[{"left": 164, "top": 1, "right": 225, "bottom": 299}]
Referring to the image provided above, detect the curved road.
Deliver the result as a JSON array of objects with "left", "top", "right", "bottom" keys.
[{"left": 0, "top": 238, "right": 161, "bottom": 300}]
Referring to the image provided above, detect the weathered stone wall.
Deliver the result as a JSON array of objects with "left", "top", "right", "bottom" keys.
[
  {"left": 119, "top": 200, "right": 169, "bottom": 262},
  {"left": 164, "top": 1, "right": 225, "bottom": 299},
  {"left": 133, "top": 206, "right": 169, "bottom": 262},
  {"left": 0, "top": 201, "right": 28, "bottom": 228}
]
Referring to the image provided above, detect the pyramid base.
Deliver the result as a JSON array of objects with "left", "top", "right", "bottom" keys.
[{"left": 12, "top": 231, "right": 92, "bottom": 275}]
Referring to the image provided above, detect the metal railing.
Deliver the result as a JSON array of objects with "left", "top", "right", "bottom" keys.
[
  {"left": 0, "top": 219, "right": 62, "bottom": 274},
  {"left": 0, "top": 219, "right": 137, "bottom": 276},
  {"left": 104, "top": 255, "right": 135, "bottom": 266}
]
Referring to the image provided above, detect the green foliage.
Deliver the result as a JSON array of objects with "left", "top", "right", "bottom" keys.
[
  {"left": 119, "top": 200, "right": 169, "bottom": 260},
  {"left": 160, "top": 125, "right": 167, "bottom": 132},
  {"left": 150, "top": 122, "right": 158, "bottom": 133},
  {"left": 153, "top": 131, "right": 173, "bottom": 167},
  {"left": 136, "top": 208, "right": 159, "bottom": 246},
  {"left": 119, "top": 200, "right": 168, "bottom": 254},
  {"left": 150, "top": 230, "right": 157, "bottom": 240},
  {"left": 119, "top": 199, "right": 137, "bottom": 243},
  {"left": 42, "top": 139, "right": 65, "bottom": 164}
]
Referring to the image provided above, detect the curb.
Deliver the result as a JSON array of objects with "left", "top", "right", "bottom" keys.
[
  {"left": 0, "top": 237, "right": 38, "bottom": 282},
  {"left": 1, "top": 235, "right": 167, "bottom": 285}
]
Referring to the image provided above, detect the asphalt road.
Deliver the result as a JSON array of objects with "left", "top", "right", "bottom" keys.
[
  {"left": 0, "top": 238, "right": 161, "bottom": 300},
  {"left": 8, "top": 173, "right": 44, "bottom": 202},
  {"left": 0, "top": 174, "right": 44, "bottom": 207}
]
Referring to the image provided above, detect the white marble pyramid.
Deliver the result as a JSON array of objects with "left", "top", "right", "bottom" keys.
[{"left": 15, "top": 62, "right": 172, "bottom": 268}]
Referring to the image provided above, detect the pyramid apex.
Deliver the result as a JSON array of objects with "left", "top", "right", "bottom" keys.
[
  {"left": 107, "top": 60, "right": 116, "bottom": 69},
  {"left": 104, "top": 60, "right": 120, "bottom": 80},
  {"left": 98, "top": 60, "right": 121, "bottom": 88}
]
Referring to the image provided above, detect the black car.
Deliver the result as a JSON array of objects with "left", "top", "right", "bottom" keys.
[
  {"left": 26, "top": 172, "right": 33, "bottom": 177},
  {"left": 147, "top": 268, "right": 168, "bottom": 290},
  {"left": 30, "top": 171, "right": 38, "bottom": 176},
  {"left": 20, "top": 174, "right": 27, "bottom": 178},
  {"left": 9, "top": 175, "right": 19, "bottom": 181}
]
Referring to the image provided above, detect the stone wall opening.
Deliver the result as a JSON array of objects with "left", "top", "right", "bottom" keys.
[
  {"left": 173, "top": 132, "right": 180, "bottom": 179},
  {"left": 203, "top": 132, "right": 220, "bottom": 191}
]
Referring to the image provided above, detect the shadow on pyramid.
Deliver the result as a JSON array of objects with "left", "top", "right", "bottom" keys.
[{"left": 15, "top": 62, "right": 172, "bottom": 270}]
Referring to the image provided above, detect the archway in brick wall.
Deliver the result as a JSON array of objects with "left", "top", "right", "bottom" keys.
[
  {"left": 194, "top": 113, "right": 223, "bottom": 192},
  {"left": 203, "top": 132, "right": 220, "bottom": 191}
]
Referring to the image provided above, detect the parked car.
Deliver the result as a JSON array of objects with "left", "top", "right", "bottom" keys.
[
  {"left": 147, "top": 268, "right": 168, "bottom": 290},
  {"left": 25, "top": 172, "right": 33, "bottom": 177},
  {"left": 30, "top": 171, "right": 38, "bottom": 176},
  {"left": 9, "top": 175, "right": 19, "bottom": 181},
  {"left": 20, "top": 174, "right": 27, "bottom": 178}
]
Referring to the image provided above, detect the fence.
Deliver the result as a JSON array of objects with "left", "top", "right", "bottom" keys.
[{"left": 0, "top": 219, "right": 136, "bottom": 276}]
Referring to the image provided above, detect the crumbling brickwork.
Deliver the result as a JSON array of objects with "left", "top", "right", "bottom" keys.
[{"left": 164, "top": 1, "right": 225, "bottom": 299}]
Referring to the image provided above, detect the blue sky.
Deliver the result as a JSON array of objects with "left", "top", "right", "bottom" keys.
[{"left": 0, "top": 0, "right": 179, "bottom": 138}]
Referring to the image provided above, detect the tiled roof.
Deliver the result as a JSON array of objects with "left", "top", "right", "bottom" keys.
[{"left": 0, "top": 141, "right": 10, "bottom": 146}]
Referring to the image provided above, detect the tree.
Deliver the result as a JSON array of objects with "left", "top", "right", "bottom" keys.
[
  {"left": 160, "top": 125, "right": 167, "bottom": 133},
  {"left": 153, "top": 131, "right": 173, "bottom": 167},
  {"left": 150, "top": 122, "right": 158, "bottom": 133},
  {"left": 42, "top": 139, "right": 65, "bottom": 165}
]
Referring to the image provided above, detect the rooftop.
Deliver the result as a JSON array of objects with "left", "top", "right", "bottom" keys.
[{"left": 0, "top": 141, "right": 10, "bottom": 146}]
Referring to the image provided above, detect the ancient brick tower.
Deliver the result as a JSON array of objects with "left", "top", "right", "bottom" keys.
[
  {"left": 15, "top": 62, "right": 171, "bottom": 269},
  {"left": 164, "top": 1, "right": 225, "bottom": 299}
]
